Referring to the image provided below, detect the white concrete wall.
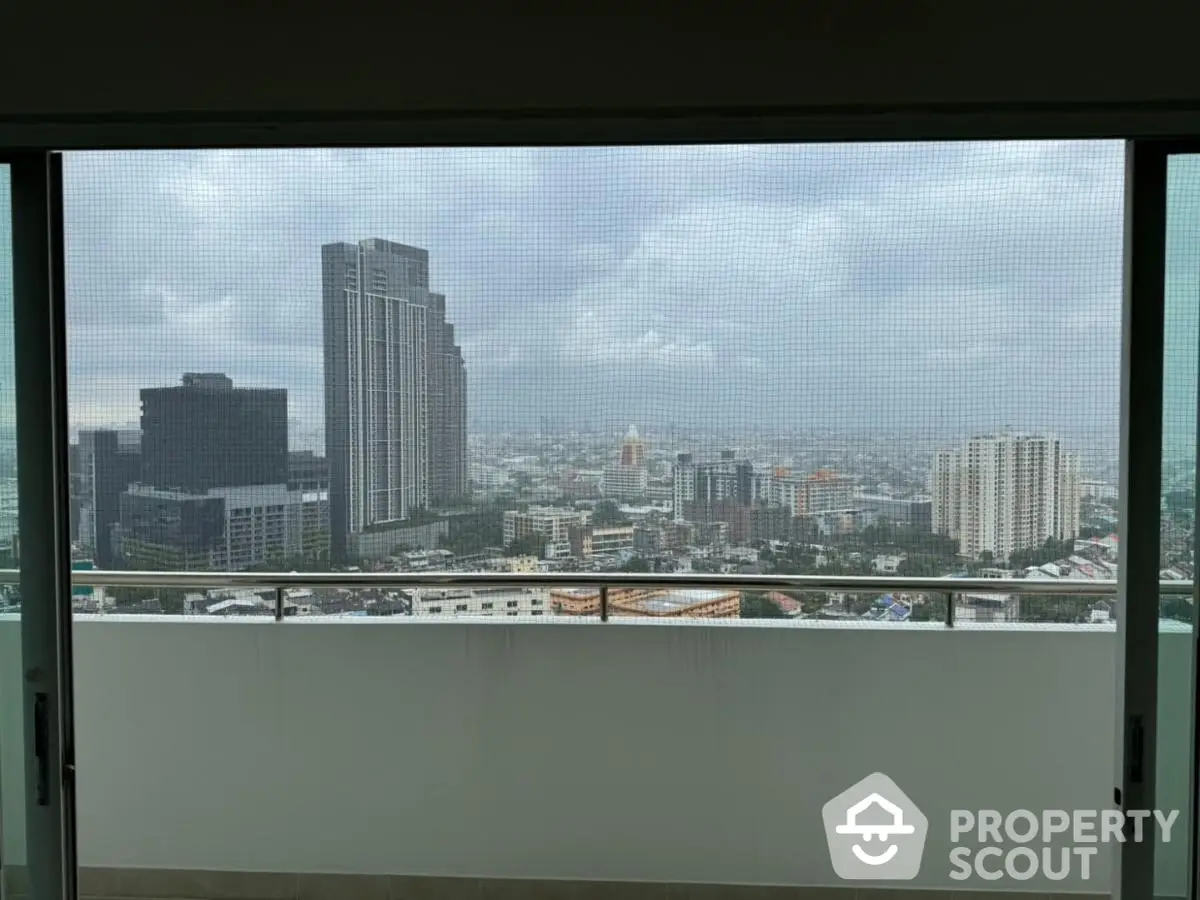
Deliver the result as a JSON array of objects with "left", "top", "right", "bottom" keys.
[
  {"left": 0, "top": 617, "right": 1187, "bottom": 892},
  {"left": 1155, "top": 625, "right": 1194, "bottom": 898}
]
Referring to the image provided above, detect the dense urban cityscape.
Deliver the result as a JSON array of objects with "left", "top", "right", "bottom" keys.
[{"left": 2, "top": 235, "right": 1164, "bottom": 625}]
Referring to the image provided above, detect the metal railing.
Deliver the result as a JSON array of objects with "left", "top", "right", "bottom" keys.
[{"left": 0, "top": 569, "right": 1191, "bottom": 625}]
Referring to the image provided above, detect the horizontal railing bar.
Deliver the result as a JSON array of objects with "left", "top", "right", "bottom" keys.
[{"left": 0, "top": 568, "right": 1188, "bottom": 596}]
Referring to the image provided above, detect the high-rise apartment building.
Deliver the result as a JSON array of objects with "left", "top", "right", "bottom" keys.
[
  {"left": 673, "top": 451, "right": 763, "bottom": 521},
  {"left": 425, "top": 291, "right": 468, "bottom": 504},
  {"left": 802, "top": 469, "right": 856, "bottom": 514},
  {"left": 768, "top": 468, "right": 855, "bottom": 516},
  {"left": 140, "top": 373, "right": 287, "bottom": 492},
  {"left": 602, "top": 425, "right": 649, "bottom": 500},
  {"left": 931, "top": 432, "right": 1081, "bottom": 561},
  {"left": 672, "top": 453, "right": 697, "bottom": 523},
  {"left": 619, "top": 425, "right": 646, "bottom": 467},
  {"left": 931, "top": 450, "right": 959, "bottom": 539},
  {"left": 322, "top": 239, "right": 467, "bottom": 563}
]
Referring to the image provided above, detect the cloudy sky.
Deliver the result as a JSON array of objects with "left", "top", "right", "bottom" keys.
[{"left": 45, "top": 142, "right": 1142, "bottom": 452}]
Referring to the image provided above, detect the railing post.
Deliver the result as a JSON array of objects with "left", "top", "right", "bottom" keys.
[
  {"left": 944, "top": 592, "right": 955, "bottom": 627},
  {"left": 274, "top": 586, "right": 284, "bottom": 621},
  {"left": 600, "top": 585, "right": 609, "bottom": 622}
]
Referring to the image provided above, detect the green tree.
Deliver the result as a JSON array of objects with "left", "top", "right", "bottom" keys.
[
  {"left": 110, "top": 585, "right": 188, "bottom": 615},
  {"left": 1008, "top": 537, "right": 1075, "bottom": 571},
  {"left": 620, "top": 556, "right": 651, "bottom": 572},
  {"left": 1019, "top": 593, "right": 1094, "bottom": 623},
  {"left": 897, "top": 554, "right": 949, "bottom": 577},
  {"left": 909, "top": 594, "right": 949, "bottom": 622},
  {"left": 853, "top": 521, "right": 959, "bottom": 563},
  {"left": 440, "top": 502, "right": 510, "bottom": 556},
  {"left": 109, "top": 585, "right": 155, "bottom": 608},
  {"left": 1161, "top": 596, "right": 1191, "bottom": 623},
  {"left": 592, "top": 500, "right": 627, "bottom": 526},
  {"left": 740, "top": 592, "right": 787, "bottom": 619},
  {"left": 159, "top": 588, "right": 188, "bottom": 616},
  {"left": 845, "top": 595, "right": 877, "bottom": 616},
  {"left": 245, "top": 554, "right": 325, "bottom": 573}
]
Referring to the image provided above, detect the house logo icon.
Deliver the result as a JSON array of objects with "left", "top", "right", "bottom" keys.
[{"left": 822, "top": 773, "right": 928, "bottom": 880}]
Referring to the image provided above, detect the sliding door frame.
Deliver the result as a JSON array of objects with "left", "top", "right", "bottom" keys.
[
  {"left": 6, "top": 151, "right": 77, "bottom": 900},
  {"left": 1119, "top": 138, "right": 1200, "bottom": 900}
]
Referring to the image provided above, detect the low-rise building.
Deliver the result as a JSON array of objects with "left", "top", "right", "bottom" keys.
[
  {"left": 196, "top": 589, "right": 273, "bottom": 616},
  {"left": 769, "top": 469, "right": 856, "bottom": 516},
  {"left": 412, "top": 588, "right": 549, "bottom": 617},
  {"left": 550, "top": 587, "right": 740, "bottom": 618},
  {"left": 633, "top": 521, "right": 692, "bottom": 554},
  {"left": 569, "top": 524, "right": 635, "bottom": 558},
  {"left": 503, "top": 506, "right": 590, "bottom": 548},
  {"left": 560, "top": 470, "right": 603, "bottom": 500},
  {"left": 955, "top": 592, "right": 1020, "bottom": 623},
  {"left": 117, "top": 483, "right": 329, "bottom": 571},
  {"left": 811, "top": 508, "right": 869, "bottom": 537},
  {"left": 601, "top": 463, "right": 648, "bottom": 501},
  {"left": 855, "top": 494, "right": 933, "bottom": 531},
  {"left": 871, "top": 554, "right": 906, "bottom": 575},
  {"left": 503, "top": 555, "right": 540, "bottom": 573},
  {"left": 346, "top": 519, "right": 450, "bottom": 560}
]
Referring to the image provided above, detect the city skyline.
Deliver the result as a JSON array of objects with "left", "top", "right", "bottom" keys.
[
  {"left": 0, "top": 141, "right": 1189, "bottom": 621},
  {"left": 58, "top": 143, "right": 1130, "bottom": 449}
]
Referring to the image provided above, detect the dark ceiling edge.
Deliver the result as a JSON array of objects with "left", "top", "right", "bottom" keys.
[
  {"left": 3, "top": 100, "right": 1200, "bottom": 150},
  {"left": 4, "top": 97, "right": 1200, "bottom": 123}
]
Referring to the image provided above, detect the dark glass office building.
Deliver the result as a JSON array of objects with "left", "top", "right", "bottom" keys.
[
  {"left": 77, "top": 429, "right": 142, "bottom": 568},
  {"left": 117, "top": 488, "right": 227, "bottom": 570},
  {"left": 140, "top": 373, "right": 287, "bottom": 492}
]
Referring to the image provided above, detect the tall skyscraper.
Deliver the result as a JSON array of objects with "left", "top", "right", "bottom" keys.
[
  {"left": 426, "top": 291, "right": 468, "bottom": 504},
  {"left": 620, "top": 425, "right": 646, "bottom": 467},
  {"left": 673, "top": 453, "right": 696, "bottom": 523},
  {"left": 932, "top": 432, "right": 1081, "bottom": 561},
  {"left": 76, "top": 429, "right": 141, "bottom": 568},
  {"left": 322, "top": 239, "right": 467, "bottom": 563},
  {"left": 140, "top": 373, "right": 287, "bottom": 492},
  {"left": 602, "top": 425, "right": 649, "bottom": 500}
]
